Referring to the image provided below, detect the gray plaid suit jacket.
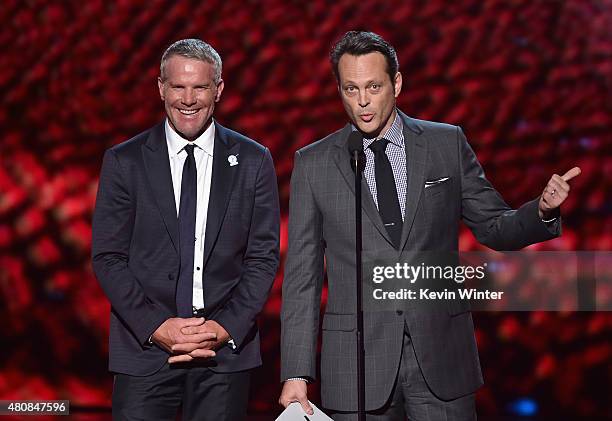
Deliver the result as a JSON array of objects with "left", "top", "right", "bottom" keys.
[{"left": 280, "top": 111, "right": 560, "bottom": 412}]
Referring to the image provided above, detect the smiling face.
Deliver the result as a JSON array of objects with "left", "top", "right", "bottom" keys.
[
  {"left": 158, "top": 55, "right": 224, "bottom": 141},
  {"left": 337, "top": 52, "right": 402, "bottom": 138}
]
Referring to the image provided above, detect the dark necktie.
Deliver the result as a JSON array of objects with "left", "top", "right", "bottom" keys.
[
  {"left": 370, "top": 138, "right": 403, "bottom": 249},
  {"left": 176, "top": 144, "right": 197, "bottom": 317}
]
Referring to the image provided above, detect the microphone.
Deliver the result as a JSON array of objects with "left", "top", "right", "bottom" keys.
[
  {"left": 347, "top": 130, "right": 366, "bottom": 420},
  {"left": 348, "top": 131, "right": 366, "bottom": 173}
]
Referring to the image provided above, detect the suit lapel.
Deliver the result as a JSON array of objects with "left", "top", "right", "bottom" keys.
[
  {"left": 203, "top": 122, "right": 240, "bottom": 268},
  {"left": 398, "top": 112, "right": 427, "bottom": 251},
  {"left": 142, "top": 122, "right": 179, "bottom": 253},
  {"left": 332, "top": 125, "right": 394, "bottom": 247}
]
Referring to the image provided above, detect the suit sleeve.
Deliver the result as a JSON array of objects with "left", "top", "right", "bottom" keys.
[
  {"left": 213, "top": 148, "right": 280, "bottom": 350},
  {"left": 92, "top": 149, "right": 171, "bottom": 346},
  {"left": 458, "top": 126, "right": 561, "bottom": 250},
  {"left": 280, "top": 150, "right": 325, "bottom": 382}
]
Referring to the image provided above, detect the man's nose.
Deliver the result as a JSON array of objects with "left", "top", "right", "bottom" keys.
[
  {"left": 182, "top": 89, "right": 196, "bottom": 106},
  {"left": 358, "top": 90, "right": 369, "bottom": 107}
]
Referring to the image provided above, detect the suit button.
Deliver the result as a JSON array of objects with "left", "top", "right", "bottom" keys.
[
  {"left": 168, "top": 273, "right": 175, "bottom": 280},
  {"left": 396, "top": 310, "right": 403, "bottom": 315}
]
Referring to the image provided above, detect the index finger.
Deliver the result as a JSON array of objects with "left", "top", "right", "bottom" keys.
[
  {"left": 168, "top": 354, "right": 193, "bottom": 364},
  {"left": 178, "top": 318, "right": 206, "bottom": 329},
  {"left": 181, "top": 325, "right": 213, "bottom": 335},
  {"left": 178, "top": 332, "right": 217, "bottom": 343},
  {"left": 561, "top": 166, "right": 581, "bottom": 182}
]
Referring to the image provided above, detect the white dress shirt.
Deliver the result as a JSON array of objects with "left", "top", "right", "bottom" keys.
[{"left": 165, "top": 119, "right": 214, "bottom": 311}]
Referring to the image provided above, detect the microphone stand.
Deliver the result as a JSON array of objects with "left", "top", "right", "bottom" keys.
[{"left": 353, "top": 150, "right": 366, "bottom": 421}]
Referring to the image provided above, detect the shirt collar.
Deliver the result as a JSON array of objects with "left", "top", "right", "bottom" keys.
[
  {"left": 352, "top": 110, "right": 404, "bottom": 150},
  {"left": 165, "top": 118, "right": 215, "bottom": 157}
]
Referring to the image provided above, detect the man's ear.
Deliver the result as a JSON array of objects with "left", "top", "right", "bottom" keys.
[
  {"left": 215, "top": 79, "right": 225, "bottom": 102},
  {"left": 158, "top": 77, "right": 165, "bottom": 101},
  {"left": 393, "top": 72, "right": 402, "bottom": 98}
]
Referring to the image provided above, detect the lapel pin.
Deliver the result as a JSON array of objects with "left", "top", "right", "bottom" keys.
[{"left": 228, "top": 154, "right": 239, "bottom": 167}]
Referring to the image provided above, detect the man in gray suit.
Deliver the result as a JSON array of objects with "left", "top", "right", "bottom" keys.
[{"left": 279, "top": 31, "right": 579, "bottom": 420}]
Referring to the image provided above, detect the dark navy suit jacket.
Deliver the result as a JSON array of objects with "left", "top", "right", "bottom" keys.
[{"left": 92, "top": 121, "right": 280, "bottom": 375}]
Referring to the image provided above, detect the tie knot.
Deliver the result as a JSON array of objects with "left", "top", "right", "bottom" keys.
[
  {"left": 369, "top": 138, "right": 390, "bottom": 155},
  {"left": 184, "top": 144, "right": 195, "bottom": 157}
]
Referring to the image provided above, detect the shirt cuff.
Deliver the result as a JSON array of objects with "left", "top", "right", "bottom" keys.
[
  {"left": 540, "top": 206, "right": 560, "bottom": 224},
  {"left": 285, "top": 377, "right": 309, "bottom": 383}
]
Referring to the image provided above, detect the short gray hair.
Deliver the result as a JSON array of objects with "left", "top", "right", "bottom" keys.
[{"left": 160, "top": 39, "right": 222, "bottom": 83}]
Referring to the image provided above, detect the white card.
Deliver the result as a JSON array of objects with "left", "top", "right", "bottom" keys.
[{"left": 275, "top": 401, "right": 333, "bottom": 421}]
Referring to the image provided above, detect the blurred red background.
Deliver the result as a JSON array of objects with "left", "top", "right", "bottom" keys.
[{"left": 0, "top": 0, "right": 610, "bottom": 418}]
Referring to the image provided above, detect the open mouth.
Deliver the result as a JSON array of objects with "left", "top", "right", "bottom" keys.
[
  {"left": 178, "top": 109, "right": 200, "bottom": 115},
  {"left": 360, "top": 113, "right": 374, "bottom": 122}
]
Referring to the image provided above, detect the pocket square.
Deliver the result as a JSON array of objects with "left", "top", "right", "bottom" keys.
[{"left": 424, "top": 177, "right": 450, "bottom": 188}]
